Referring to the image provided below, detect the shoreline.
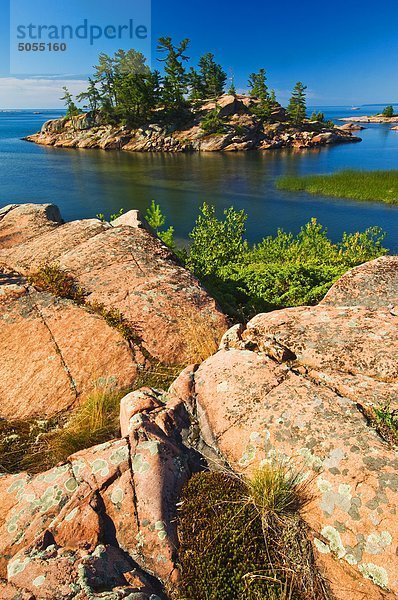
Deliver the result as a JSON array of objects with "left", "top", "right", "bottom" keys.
[{"left": 24, "top": 95, "right": 362, "bottom": 153}]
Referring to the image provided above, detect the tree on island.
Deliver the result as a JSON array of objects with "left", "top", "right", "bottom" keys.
[
  {"left": 76, "top": 78, "right": 101, "bottom": 112},
  {"left": 287, "top": 82, "right": 307, "bottom": 125},
  {"left": 60, "top": 86, "right": 80, "bottom": 118},
  {"left": 188, "top": 53, "right": 227, "bottom": 101},
  {"left": 382, "top": 105, "right": 394, "bottom": 118},
  {"left": 157, "top": 37, "right": 190, "bottom": 118},
  {"left": 228, "top": 77, "right": 237, "bottom": 96},
  {"left": 248, "top": 69, "right": 274, "bottom": 120}
]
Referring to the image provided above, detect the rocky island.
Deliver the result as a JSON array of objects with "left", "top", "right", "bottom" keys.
[
  {"left": 1, "top": 203, "right": 398, "bottom": 599},
  {"left": 26, "top": 93, "right": 360, "bottom": 152},
  {"left": 25, "top": 41, "right": 361, "bottom": 153}
]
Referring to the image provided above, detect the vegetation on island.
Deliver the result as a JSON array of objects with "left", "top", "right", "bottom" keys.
[
  {"left": 145, "top": 203, "right": 387, "bottom": 320},
  {"left": 382, "top": 105, "right": 396, "bottom": 118},
  {"left": 277, "top": 170, "right": 398, "bottom": 205},
  {"left": 60, "top": 38, "right": 311, "bottom": 128}
]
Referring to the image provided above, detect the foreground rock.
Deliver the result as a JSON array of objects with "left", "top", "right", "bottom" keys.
[
  {"left": 162, "top": 256, "right": 398, "bottom": 598},
  {"left": 25, "top": 94, "right": 361, "bottom": 153},
  {"left": 0, "top": 204, "right": 227, "bottom": 419},
  {"left": 0, "top": 396, "right": 191, "bottom": 599}
]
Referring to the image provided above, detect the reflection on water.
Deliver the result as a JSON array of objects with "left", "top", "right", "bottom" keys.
[{"left": 0, "top": 108, "right": 397, "bottom": 249}]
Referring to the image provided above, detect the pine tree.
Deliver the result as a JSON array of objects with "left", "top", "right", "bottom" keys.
[
  {"left": 287, "top": 82, "right": 307, "bottom": 125},
  {"left": 248, "top": 69, "right": 268, "bottom": 100},
  {"left": 60, "top": 86, "right": 80, "bottom": 118},
  {"left": 76, "top": 78, "right": 101, "bottom": 112},
  {"left": 198, "top": 53, "right": 227, "bottom": 99},
  {"left": 248, "top": 69, "right": 273, "bottom": 120},
  {"left": 228, "top": 77, "right": 236, "bottom": 96},
  {"left": 157, "top": 37, "right": 190, "bottom": 114}
]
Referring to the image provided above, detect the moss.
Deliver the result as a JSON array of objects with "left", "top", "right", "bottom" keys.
[{"left": 177, "top": 470, "right": 331, "bottom": 600}]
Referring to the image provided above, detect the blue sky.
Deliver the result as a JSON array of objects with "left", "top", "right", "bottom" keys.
[{"left": 0, "top": 0, "right": 397, "bottom": 107}]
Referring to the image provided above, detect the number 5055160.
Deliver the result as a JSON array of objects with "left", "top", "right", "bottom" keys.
[{"left": 18, "top": 43, "right": 67, "bottom": 51}]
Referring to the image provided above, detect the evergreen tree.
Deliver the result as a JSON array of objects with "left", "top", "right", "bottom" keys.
[
  {"left": 248, "top": 69, "right": 273, "bottom": 120},
  {"left": 287, "top": 82, "right": 307, "bottom": 125},
  {"left": 383, "top": 105, "right": 394, "bottom": 118},
  {"left": 60, "top": 86, "right": 80, "bottom": 118},
  {"left": 157, "top": 37, "right": 190, "bottom": 113},
  {"left": 188, "top": 67, "right": 205, "bottom": 101},
  {"left": 269, "top": 89, "right": 277, "bottom": 107},
  {"left": 248, "top": 69, "right": 268, "bottom": 100},
  {"left": 198, "top": 53, "right": 227, "bottom": 99},
  {"left": 76, "top": 78, "right": 101, "bottom": 112},
  {"left": 228, "top": 77, "right": 236, "bottom": 96},
  {"left": 94, "top": 53, "right": 117, "bottom": 106}
]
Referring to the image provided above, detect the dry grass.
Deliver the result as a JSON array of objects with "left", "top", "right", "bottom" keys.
[
  {"left": 179, "top": 310, "right": 226, "bottom": 364},
  {"left": 28, "top": 263, "right": 86, "bottom": 304},
  {"left": 1, "top": 365, "right": 181, "bottom": 474}
]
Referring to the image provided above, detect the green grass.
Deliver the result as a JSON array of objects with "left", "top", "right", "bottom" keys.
[{"left": 277, "top": 170, "right": 398, "bottom": 204}]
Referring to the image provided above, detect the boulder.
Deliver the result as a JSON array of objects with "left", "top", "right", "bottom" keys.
[
  {"left": 0, "top": 203, "right": 228, "bottom": 367},
  {"left": 0, "top": 397, "right": 191, "bottom": 598},
  {"left": 0, "top": 204, "right": 227, "bottom": 419},
  {"left": 338, "top": 123, "right": 365, "bottom": 131},
  {"left": 0, "top": 204, "right": 63, "bottom": 249},
  {"left": 200, "top": 94, "right": 249, "bottom": 118},
  {"left": 162, "top": 263, "right": 398, "bottom": 598},
  {"left": 0, "top": 272, "right": 139, "bottom": 419},
  {"left": 321, "top": 255, "right": 398, "bottom": 309}
]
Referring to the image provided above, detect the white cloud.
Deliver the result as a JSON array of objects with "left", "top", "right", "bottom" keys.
[{"left": 0, "top": 77, "right": 87, "bottom": 108}]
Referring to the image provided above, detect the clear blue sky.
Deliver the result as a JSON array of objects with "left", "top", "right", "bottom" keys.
[{"left": 0, "top": 0, "right": 397, "bottom": 107}]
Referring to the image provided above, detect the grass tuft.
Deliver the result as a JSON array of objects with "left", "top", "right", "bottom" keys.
[
  {"left": 0, "top": 365, "right": 180, "bottom": 474},
  {"left": 177, "top": 464, "right": 330, "bottom": 600},
  {"left": 277, "top": 169, "right": 398, "bottom": 205}
]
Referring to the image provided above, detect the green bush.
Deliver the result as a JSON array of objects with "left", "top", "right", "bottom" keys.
[
  {"left": 201, "top": 107, "right": 229, "bottom": 134},
  {"left": 184, "top": 207, "right": 387, "bottom": 319},
  {"left": 177, "top": 469, "right": 329, "bottom": 600}
]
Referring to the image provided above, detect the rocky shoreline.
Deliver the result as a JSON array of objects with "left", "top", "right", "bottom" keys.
[
  {"left": 339, "top": 114, "right": 398, "bottom": 126},
  {"left": 25, "top": 94, "right": 361, "bottom": 153},
  {"left": 2, "top": 204, "right": 398, "bottom": 598}
]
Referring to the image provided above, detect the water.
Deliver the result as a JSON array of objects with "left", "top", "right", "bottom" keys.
[{"left": 0, "top": 105, "right": 397, "bottom": 249}]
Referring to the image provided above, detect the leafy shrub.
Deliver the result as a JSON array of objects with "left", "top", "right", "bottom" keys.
[
  {"left": 184, "top": 208, "right": 387, "bottom": 319},
  {"left": 187, "top": 203, "right": 248, "bottom": 278}
]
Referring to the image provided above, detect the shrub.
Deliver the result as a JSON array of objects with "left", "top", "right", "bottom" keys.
[
  {"left": 28, "top": 263, "right": 86, "bottom": 304},
  {"left": 177, "top": 467, "right": 329, "bottom": 600},
  {"left": 184, "top": 211, "right": 387, "bottom": 319},
  {"left": 187, "top": 203, "right": 248, "bottom": 278},
  {"left": 201, "top": 107, "right": 229, "bottom": 134}
]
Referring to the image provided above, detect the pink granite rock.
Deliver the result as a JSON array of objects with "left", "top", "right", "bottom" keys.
[{"left": 0, "top": 398, "right": 190, "bottom": 598}]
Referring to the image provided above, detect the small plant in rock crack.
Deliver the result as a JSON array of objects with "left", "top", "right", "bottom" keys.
[
  {"left": 372, "top": 402, "right": 398, "bottom": 445},
  {"left": 87, "top": 301, "right": 143, "bottom": 345},
  {"left": 28, "top": 263, "right": 87, "bottom": 304},
  {"left": 177, "top": 461, "right": 331, "bottom": 600}
]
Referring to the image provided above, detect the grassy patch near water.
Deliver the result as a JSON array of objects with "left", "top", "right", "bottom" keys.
[{"left": 277, "top": 170, "right": 398, "bottom": 205}]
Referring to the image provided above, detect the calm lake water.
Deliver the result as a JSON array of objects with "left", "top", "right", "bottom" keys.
[{"left": 0, "top": 105, "right": 397, "bottom": 249}]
